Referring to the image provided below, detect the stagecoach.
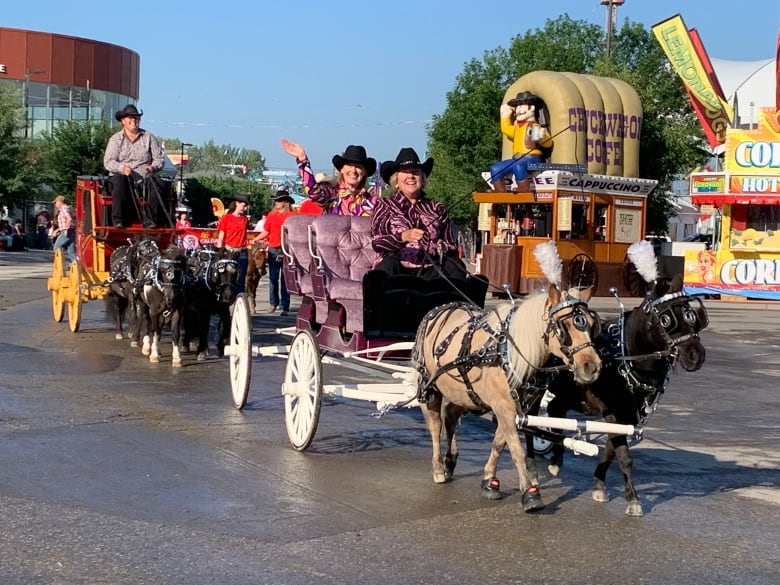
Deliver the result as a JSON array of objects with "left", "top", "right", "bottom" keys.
[{"left": 46, "top": 175, "right": 178, "bottom": 332}]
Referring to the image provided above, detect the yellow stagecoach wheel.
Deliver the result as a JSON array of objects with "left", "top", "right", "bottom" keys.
[
  {"left": 49, "top": 248, "right": 65, "bottom": 322},
  {"left": 67, "top": 261, "right": 83, "bottom": 332}
]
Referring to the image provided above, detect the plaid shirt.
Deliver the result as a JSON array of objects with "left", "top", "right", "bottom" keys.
[{"left": 104, "top": 128, "right": 164, "bottom": 175}]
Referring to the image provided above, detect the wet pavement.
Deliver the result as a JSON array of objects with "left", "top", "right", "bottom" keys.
[{"left": 0, "top": 250, "right": 778, "bottom": 585}]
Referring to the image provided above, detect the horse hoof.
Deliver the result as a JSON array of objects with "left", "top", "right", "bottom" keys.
[
  {"left": 130, "top": 341, "right": 139, "bottom": 348},
  {"left": 433, "top": 471, "right": 447, "bottom": 484},
  {"left": 547, "top": 463, "right": 561, "bottom": 477},
  {"left": 172, "top": 361, "right": 182, "bottom": 368},
  {"left": 149, "top": 355, "right": 160, "bottom": 363},
  {"left": 115, "top": 333, "right": 123, "bottom": 340},
  {"left": 197, "top": 352, "right": 208, "bottom": 361},
  {"left": 522, "top": 486, "right": 545, "bottom": 513},
  {"left": 480, "top": 477, "right": 502, "bottom": 500},
  {"left": 625, "top": 501, "right": 644, "bottom": 517},
  {"left": 592, "top": 488, "right": 609, "bottom": 503}
]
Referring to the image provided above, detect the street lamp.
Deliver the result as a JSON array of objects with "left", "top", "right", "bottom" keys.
[
  {"left": 179, "top": 143, "right": 193, "bottom": 202},
  {"left": 23, "top": 68, "right": 46, "bottom": 139}
]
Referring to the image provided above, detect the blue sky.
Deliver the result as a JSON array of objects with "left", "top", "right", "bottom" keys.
[{"left": 4, "top": 0, "right": 778, "bottom": 170}]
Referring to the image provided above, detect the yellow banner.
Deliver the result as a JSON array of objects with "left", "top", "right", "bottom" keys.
[
  {"left": 725, "top": 108, "right": 780, "bottom": 172},
  {"left": 652, "top": 15, "right": 733, "bottom": 122}
]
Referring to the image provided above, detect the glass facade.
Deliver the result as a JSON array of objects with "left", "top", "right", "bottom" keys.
[{"left": 0, "top": 79, "right": 135, "bottom": 138}]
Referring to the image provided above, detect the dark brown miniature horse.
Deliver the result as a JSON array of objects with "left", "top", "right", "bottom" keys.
[
  {"left": 182, "top": 246, "right": 239, "bottom": 360},
  {"left": 135, "top": 245, "right": 188, "bottom": 366},
  {"left": 245, "top": 245, "right": 268, "bottom": 313},
  {"left": 528, "top": 275, "right": 708, "bottom": 516}
]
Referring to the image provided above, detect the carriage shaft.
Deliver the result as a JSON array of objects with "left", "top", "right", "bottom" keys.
[{"left": 517, "top": 414, "right": 635, "bottom": 436}]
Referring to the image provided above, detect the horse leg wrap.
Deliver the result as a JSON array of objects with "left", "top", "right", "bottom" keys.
[
  {"left": 522, "top": 485, "right": 545, "bottom": 513},
  {"left": 480, "top": 477, "right": 502, "bottom": 500}
]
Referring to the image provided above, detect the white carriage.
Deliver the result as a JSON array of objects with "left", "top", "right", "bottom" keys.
[{"left": 225, "top": 214, "right": 637, "bottom": 453}]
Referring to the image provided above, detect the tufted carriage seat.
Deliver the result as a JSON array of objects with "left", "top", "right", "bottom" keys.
[
  {"left": 309, "top": 215, "right": 376, "bottom": 332},
  {"left": 283, "top": 213, "right": 489, "bottom": 339},
  {"left": 281, "top": 214, "right": 317, "bottom": 297}
]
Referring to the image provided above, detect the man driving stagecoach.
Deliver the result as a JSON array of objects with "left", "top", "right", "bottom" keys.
[{"left": 103, "top": 104, "right": 166, "bottom": 228}]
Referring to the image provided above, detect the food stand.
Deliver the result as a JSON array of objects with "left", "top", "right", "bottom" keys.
[
  {"left": 475, "top": 171, "right": 655, "bottom": 294},
  {"left": 473, "top": 70, "right": 658, "bottom": 295},
  {"left": 684, "top": 107, "right": 780, "bottom": 301}
]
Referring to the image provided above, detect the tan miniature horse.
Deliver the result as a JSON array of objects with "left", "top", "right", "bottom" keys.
[
  {"left": 415, "top": 283, "right": 602, "bottom": 513},
  {"left": 245, "top": 245, "right": 268, "bottom": 313}
]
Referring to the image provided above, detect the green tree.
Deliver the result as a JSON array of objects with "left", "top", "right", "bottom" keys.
[
  {"left": 426, "top": 15, "right": 708, "bottom": 234},
  {"left": 187, "top": 140, "right": 266, "bottom": 175},
  {"left": 36, "top": 119, "right": 115, "bottom": 198},
  {"left": 0, "top": 85, "right": 37, "bottom": 209}
]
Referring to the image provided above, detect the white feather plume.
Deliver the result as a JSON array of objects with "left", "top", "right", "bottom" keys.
[
  {"left": 533, "top": 240, "right": 562, "bottom": 287},
  {"left": 627, "top": 240, "right": 658, "bottom": 283}
]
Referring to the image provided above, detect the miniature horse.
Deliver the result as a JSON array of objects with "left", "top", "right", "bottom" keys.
[
  {"left": 529, "top": 274, "right": 708, "bottom": 516},
  {"left": 182, "top": 246, "right": 239, "bottom": 360},
  {"left": 245, "top": 245, "right": 268, "bottom": 313},
  {"left": 135, "top": 245, "right": 188, "bottom": 366},
  {"left": 105, "top": 239, "right": 159, "bottom": 346},
  {"left": 414, "top": 242, "right": 602, "bottom": 513}
]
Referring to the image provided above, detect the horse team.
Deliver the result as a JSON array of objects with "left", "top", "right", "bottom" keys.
[
  {"left": 105, "top": 238, "right": 267, "bottom": 366},
  {"left": 104, "top": 234, "right": 708, "bottom": 517}
]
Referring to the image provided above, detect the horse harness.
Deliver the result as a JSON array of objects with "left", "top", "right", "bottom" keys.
[
  {"left": 606, "top": 290, "right": 709, "bottom": 421},
  {"left": 189, "top": 248, "right": 238, "bottom": 300},
  {"left": 414, "top": 298, "right": 598, "bottom": 413}
]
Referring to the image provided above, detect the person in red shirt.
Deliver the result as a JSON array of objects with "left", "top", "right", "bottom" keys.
[
  {"left": 251, "top": 188, "right": 295, "bottom": 315},
  {"left": 216, "top": 193, "right": 251, "bottom": 294}
]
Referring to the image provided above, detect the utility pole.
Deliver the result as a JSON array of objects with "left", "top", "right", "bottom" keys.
[
  {"left": 601, "top": 0, "right": 624, "bottom": 59},
  {"left": 179, "top": 143, "right": 193, "bottom": 202}
]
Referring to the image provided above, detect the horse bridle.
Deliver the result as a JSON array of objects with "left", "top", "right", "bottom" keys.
[
  {"left": 205, "top": 256, "right": 239, "bottom": 300},
  {"left": 643, "top": 290, "right": 709, "bottom": 350},
  {"left": 543, "top": 298, "right": 600, "bottom": 361}
]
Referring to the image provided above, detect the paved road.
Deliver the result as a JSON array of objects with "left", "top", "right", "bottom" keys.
[{"left": 0, "top": 250, "right": 778, "bottom": 585}]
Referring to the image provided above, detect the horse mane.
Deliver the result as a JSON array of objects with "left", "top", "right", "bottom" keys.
[{"left": 506, "top": 291, "right": 551, "bottom": 384}]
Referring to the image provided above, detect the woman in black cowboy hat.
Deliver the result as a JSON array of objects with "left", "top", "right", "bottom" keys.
[
  {"left": 103, "top": 104, "right": 165, "bottom": 227},
  {"left": 280, "top": 139, "right": 378, "bottom": 216},
  {"left": 370, "top": 147, "right": 468, "bottom": 282}
]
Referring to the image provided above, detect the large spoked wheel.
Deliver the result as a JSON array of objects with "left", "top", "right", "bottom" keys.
[
  {"left": 567, "top": 253, "right": 599, "bottom": 292},
  {"left": 49, "top": 248, "right": 65, "bottom": 322},
  {"left": 67, "top": 261, "right": 82, "bottom": 333},
  {"left": 283, "top": 329, "right": 323, "bottom": 451},
  {"left": 228, "top": 293, "right": 252, "bottom": 410}
]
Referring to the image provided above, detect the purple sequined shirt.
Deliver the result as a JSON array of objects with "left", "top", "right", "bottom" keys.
[
  {"left": 296, "top": 156, "right": 378, "bottom": 216},
  {"left": 371, "top": 190, "right": 458, "bottom": 268}
]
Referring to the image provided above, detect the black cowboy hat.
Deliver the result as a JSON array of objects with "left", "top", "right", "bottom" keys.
[
  {"left": 507, "top": 91, "right": 538, "bottom": 107},
  {"left": 380, "top": 148, "right": 434, "bottom": 184},
  {"left": 272, "top": 188, "right": 294, "bottom": 204},
  {"left": 229, "top": 193, "right": 251, "bottom": 204},
  {"left": 332, "top": 145, "right": 377, "bottom": 176},
  {"left": 115, "top": 104, "right": 143, "bottom": 121}
]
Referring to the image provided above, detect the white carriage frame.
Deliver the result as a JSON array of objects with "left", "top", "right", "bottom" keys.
[{"left": 225, "top": 292, "right": 638, "bottom": 454}]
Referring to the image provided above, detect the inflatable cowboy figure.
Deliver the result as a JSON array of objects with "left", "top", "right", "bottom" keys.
[{"left": 488, "top": 91, "right": 553, "bottom": 192}]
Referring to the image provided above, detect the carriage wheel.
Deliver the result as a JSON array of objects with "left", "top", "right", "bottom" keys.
[
  {"left": 49, "top": 248, "right": 65, "bottom": 322},
  {"left": 283, "top": 329, "right": 323, "bottom": 451},
  {"left": 228, "top": 293, "right": 252, "bottom": 410},
  {"left": 532, "top": 435, "right": 554, "bottom": 456},
  {"left": 567, "top": 253, "right": 599, "bottom": 292},
  {"left": 622, "top": 254, "right": 648, "bottom": 298},
  {"left": 67, "top": 261, "right": 83, "bottom": 333}
]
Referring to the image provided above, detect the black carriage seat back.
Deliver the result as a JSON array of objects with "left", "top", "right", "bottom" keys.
[
  {"left": 363, "top": 269, "right": 489, "bottom": 340},
  {"left": 281, "top": 214, "right": 318, "bottom": 297},
  {"left": 309, "top": 215, "right": 376, "bottom": 333}
]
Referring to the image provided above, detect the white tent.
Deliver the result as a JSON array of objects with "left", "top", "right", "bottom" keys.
[{"left": 710, "top": 57, "right": 776, "bottom": 127}]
